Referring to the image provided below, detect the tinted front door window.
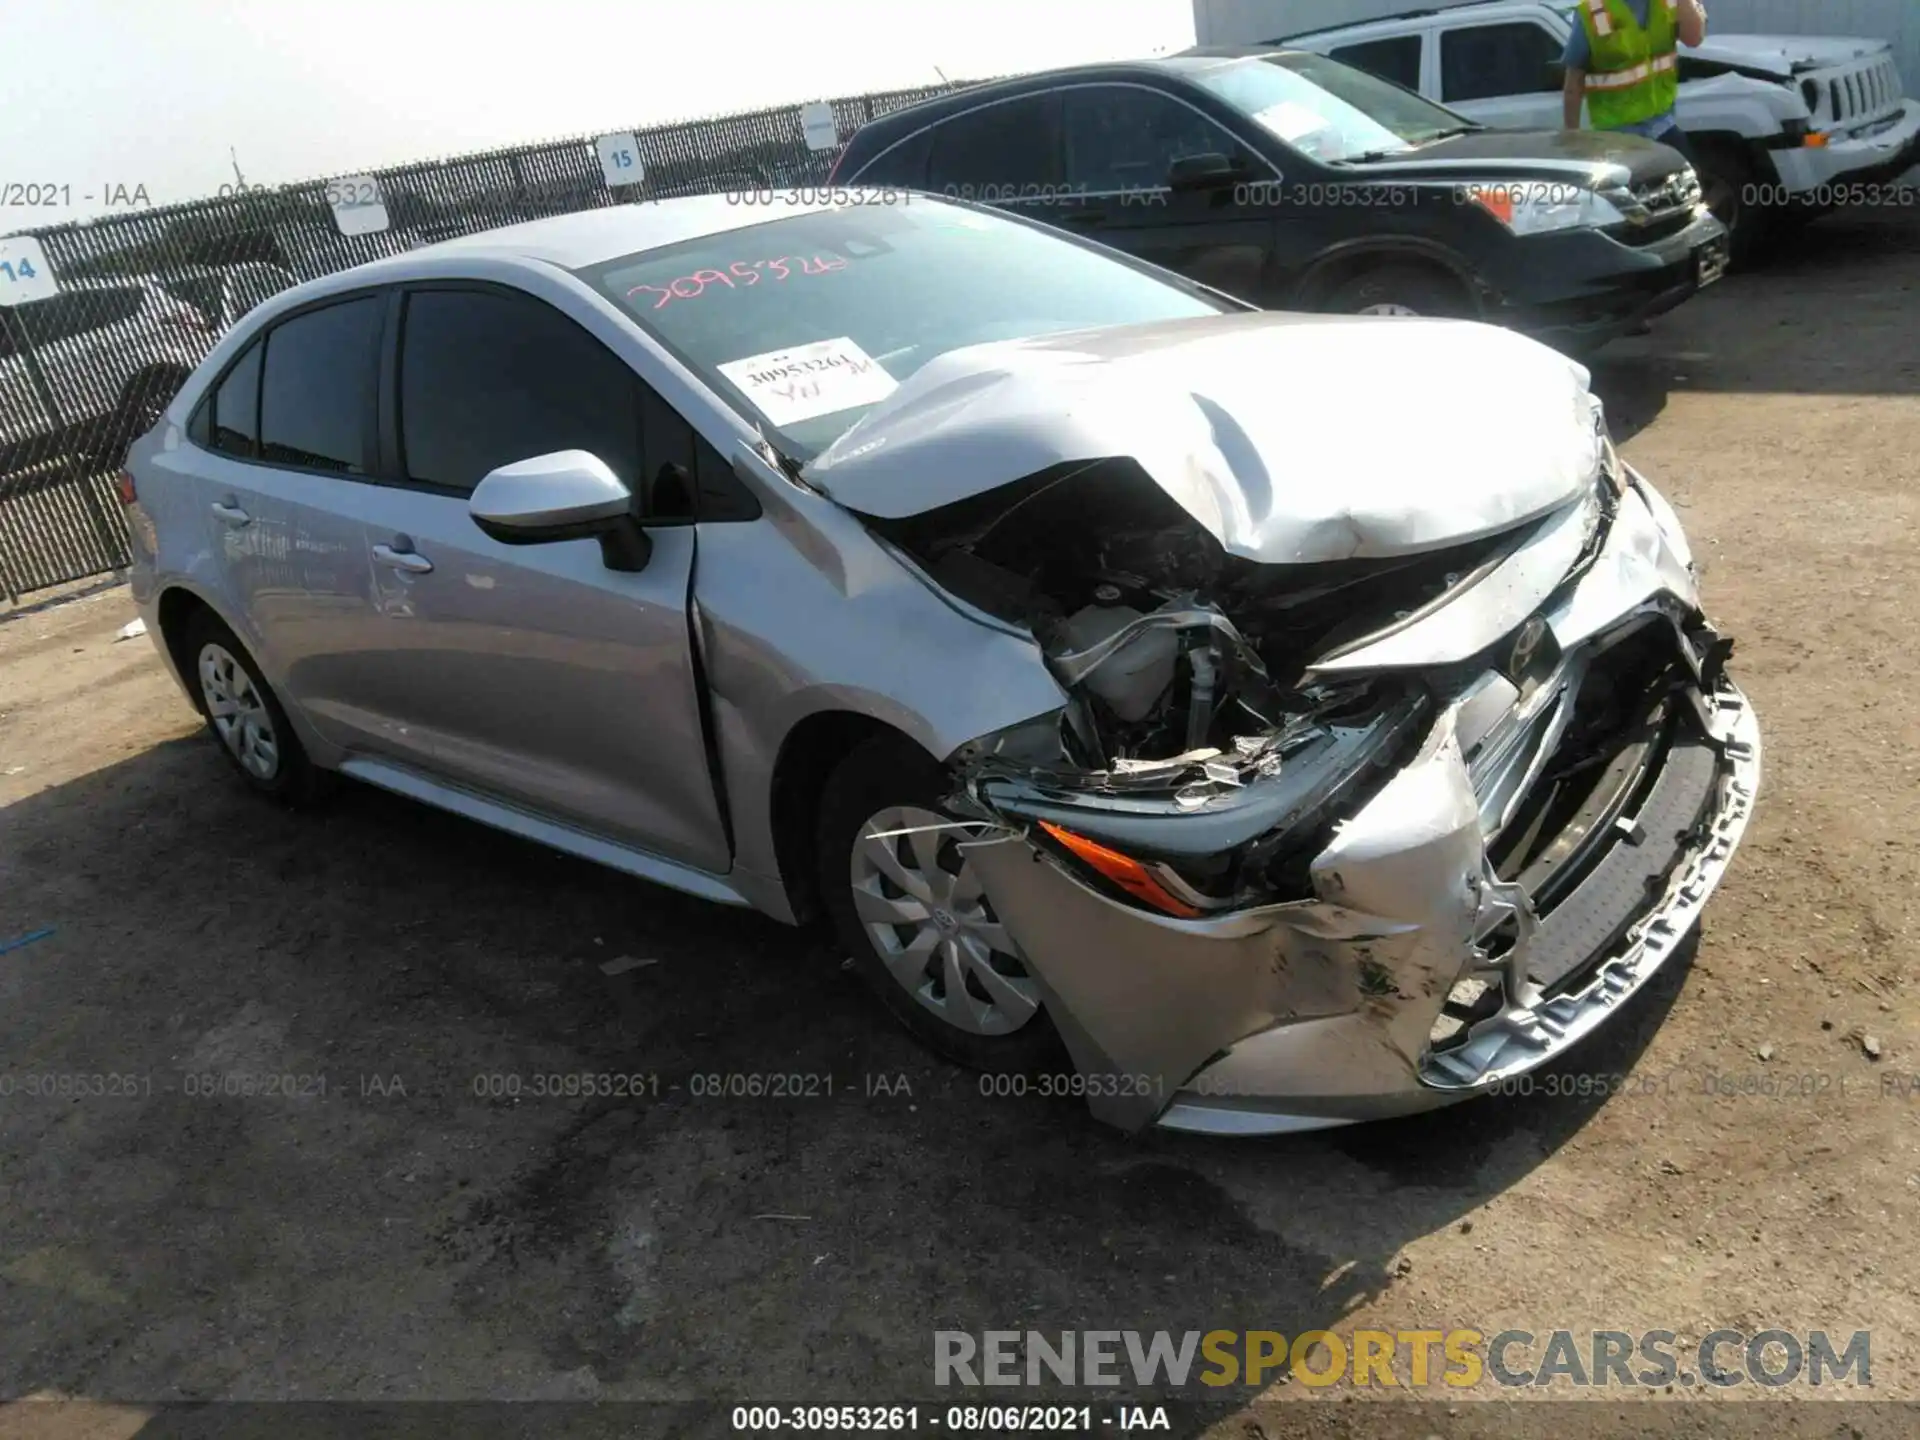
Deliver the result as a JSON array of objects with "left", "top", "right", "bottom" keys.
[
  {"left": 257, "top": 298, "right": 379, "bottom": 473},
  {"left": 397, "top": 288, "right": 640, "bottom": 494},
  {"left": 1062, "top": 87, "right": 1234, "bottom": 194}
]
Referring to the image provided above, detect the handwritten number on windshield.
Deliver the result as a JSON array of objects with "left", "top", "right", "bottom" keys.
[{"left": 626, "top": 254, "right": 848, "bottom": 310}]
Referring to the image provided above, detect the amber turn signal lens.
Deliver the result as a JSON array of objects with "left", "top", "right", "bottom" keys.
[
  {"left": 114, "top": 470, "right": 138, "bottom": 505},
  {"left": 1037, "top": 821, "right": 1203, "bottom": 919}
]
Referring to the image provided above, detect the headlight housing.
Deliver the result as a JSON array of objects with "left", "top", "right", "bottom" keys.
[{"left": 1462, "top": 182, "right": 1628, "bottom": 236}]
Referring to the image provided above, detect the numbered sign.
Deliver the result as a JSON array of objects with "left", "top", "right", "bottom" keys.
[
  {"left": 800, "top": 101, "right": 839, "bottom": 153},
  {"left": 0, "top": 235, "right": 59, "bottom": 306},
  {"left": 326, "top": 175, "right": 390, "bottom": 236},
  {"left": 595, "top": 133, "right": 644, "bottom": 188}
]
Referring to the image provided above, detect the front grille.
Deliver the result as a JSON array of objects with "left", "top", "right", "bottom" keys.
[
  {"left": 1612, "top": 169, "right": 1703, "bottom": 246},
  {"left": 1487, "top": 624, "right": 1682, "bottom": 910},
  {"left": 1827, "top": 57, "right": 1902, "bottom": 128}
]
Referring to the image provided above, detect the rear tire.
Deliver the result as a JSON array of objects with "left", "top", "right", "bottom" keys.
[
  {"left": 816, "top": 733, "right": 1063, "bottom": 1074},
  {"left": 1324, "top": 264, "right": 1472, "bottom": 319},
  {"left": 183, "top": 609, "right": 324, "bottom": 804}
]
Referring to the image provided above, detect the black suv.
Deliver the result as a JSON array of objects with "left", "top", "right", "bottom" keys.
[{"left": 832, "top": 49, "right": 1731, "bottom": 353}]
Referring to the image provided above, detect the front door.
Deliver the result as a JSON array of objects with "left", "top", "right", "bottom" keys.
[{"left": 348, "top": 284, "right": 728, "bottom": 874}]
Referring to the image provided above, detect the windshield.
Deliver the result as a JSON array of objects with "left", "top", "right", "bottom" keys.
[
  {"left": 578, "top": 201, "right": 1227, "bottom": 459},
  {"left": 1191, "top": 53, "right": 1472, "bottom": 163}
]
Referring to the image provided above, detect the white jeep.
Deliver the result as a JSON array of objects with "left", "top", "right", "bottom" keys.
[{"left": 1198, "top": 0, "right": 1920, "bottom": 261}]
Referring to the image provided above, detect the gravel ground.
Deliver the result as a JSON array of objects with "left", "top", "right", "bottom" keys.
[{"left": 1, "top": 207, "right": 1917, "bottom": 1439}]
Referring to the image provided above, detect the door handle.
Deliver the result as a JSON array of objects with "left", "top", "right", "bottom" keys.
[
  {"left": 209, "top": 498, "right": 250, "bottom": 527},
  {"left": 1057, "top": 206, "right": 1106, "bottom": 226},
  {"left": 372, "top": 543, "right": 434, "bottom": 575}
]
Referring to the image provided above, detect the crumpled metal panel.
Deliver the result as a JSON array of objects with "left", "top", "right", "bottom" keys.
[
  {"left": 807, "top": 311, "right": 1604, "bottom": 564},
  {"left": 958, "top": 706, "right": 1486, "bottom": 1132}
]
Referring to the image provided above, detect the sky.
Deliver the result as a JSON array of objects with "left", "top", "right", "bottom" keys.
[{"left": 1, "top": 0, "right": 1196, "bottom": 229}]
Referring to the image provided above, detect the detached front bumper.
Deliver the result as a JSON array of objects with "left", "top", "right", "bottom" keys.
[{"left": 960, "top": 477, "right": 1761, "bottom": 1134}]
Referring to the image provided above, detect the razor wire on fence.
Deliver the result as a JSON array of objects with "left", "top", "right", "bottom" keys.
[{"left": 0, "top": 79, "right": 975, "bottom": 602}]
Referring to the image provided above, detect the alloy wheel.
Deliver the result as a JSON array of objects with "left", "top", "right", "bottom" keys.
[
  {"left": 848, "top": 804, "right": 1040, "bottom": 1036},
  {"left": 198, "top": 642, "right": 280, "bottom": 781},
  {"left": 1358, "top": 302, "right": 1421, "bottom": 316}
]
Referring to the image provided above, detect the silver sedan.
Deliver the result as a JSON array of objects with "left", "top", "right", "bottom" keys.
[{"left": 124, "top": 192, "right": 1760, "bottom": 1133}]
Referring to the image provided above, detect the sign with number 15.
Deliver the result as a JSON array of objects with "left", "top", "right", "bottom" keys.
[
  {"left": 595, "top": 134, "right": 644, "bottom": 189},
  {"left": 0, "top": 235, "right": 58, "bottom": 306}
]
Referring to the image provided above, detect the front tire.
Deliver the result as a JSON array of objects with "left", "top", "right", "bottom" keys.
[
  {"left": 1693, "top": 140, "right": 1770, "bottom": 267},
  {"left": 184, "top": 610, "right": 322, "bottom": 803},
  {"left": 816, "top": 734, "right": 1062, "bottom": 1073}
]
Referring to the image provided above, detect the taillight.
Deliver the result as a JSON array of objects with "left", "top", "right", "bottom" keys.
[
  {"left": 1037, "top": 821, "right": 1203, "bottom": 919},
  {"left": 825, "top": 146, "right": 847, "bottom": 184},
  {"left": 115, "top": 469, "right": 138, "bottom": 505}
]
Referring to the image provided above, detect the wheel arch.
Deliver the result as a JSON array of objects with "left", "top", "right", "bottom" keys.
[
  {"left": 155, "top": 583, "right": 263, "bottom": 717},
  {"left": 1290, "top": 238, "right": 1484, "bottom": 315},
  {"left": 156, "top": 585, "right": 221, "bottom": 713},
  {"left": 767, "top": 709, "right": 937, "bottom": 928}
]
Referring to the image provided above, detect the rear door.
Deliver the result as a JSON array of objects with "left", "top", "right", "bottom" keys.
[
  {"left": 1049, "top": 83, "right": 1280, "bottom": 305},
  {"left": 1435, "top": 16, "right": 1570, "bottom": 130},
  {"left": 342, "top": 283, "right": 729, "bottom": 873},
  {"left": 195, "top": 293, "right": 389, "bottom": 751}
]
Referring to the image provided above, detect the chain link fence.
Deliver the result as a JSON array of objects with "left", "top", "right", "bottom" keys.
[{"left": 0, "top": 79, "right": 977, "bottom": 602}]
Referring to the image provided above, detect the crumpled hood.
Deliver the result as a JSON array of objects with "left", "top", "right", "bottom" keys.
[
  {"left": 806, "top": 311, "right": 1603, "bottom": 564},
  {"left": 1689, "top": 34, "right": 1891, "bottom": 77}
]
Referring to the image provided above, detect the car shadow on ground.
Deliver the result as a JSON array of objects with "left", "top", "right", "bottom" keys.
[
  {"left": 0, "top": 732, "right": 1699, "bottom": 1409},
  {"left": 1583, "top": 203, "right": 1920, "bottom": 442}
]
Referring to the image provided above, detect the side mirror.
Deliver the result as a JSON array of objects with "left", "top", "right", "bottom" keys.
[
  {"left": 1167, "top": 152, "right": 1242, "bottom": 192},
  {"left": 468, "top": 450, "right": 652, "bottom": 572}
]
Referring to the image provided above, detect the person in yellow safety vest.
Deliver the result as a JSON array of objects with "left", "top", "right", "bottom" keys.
[{"left": 1562, "top": 0, "right": 1709, "bottom": 167}]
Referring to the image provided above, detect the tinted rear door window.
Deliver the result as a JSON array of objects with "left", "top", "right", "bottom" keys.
[
  {"left": 1441, "top": 23, "right": 1564, "bottom": 101},
  {"left": 210, "top": 340, "right": 262, "bottom": 457},
  {"left": 928, "top": 92, "right": 1062, "bottom": 195},
  {"left": 397, "top": 287, "right": 640, "bottom": 495},
  {"left": 1330, "top": 36, "right": 1425, "bottom": 92},
  {"left": 258, "top": 298, "right": 379, "bottom": 473}
]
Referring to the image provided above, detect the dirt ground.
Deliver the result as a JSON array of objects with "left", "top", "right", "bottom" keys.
[{"left": 2, "top": 207, "right": 1917, "bottom": 1440}]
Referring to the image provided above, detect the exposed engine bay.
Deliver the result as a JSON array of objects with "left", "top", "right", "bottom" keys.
[
  {"left": 867, "top": 457, "right": 1614, "bottom": 913},
  {"left": 872, "top": 457, "right": 1529, "bottom": 764}
]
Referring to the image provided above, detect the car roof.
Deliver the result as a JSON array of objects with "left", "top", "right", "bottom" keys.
[
  {"left": 848, "top": 54, "right": 1305, "bottom": 134},
  {"left": 255, "top": 191, "right": 884, "bottom": 313},
  {"left": 1282, "top": 1, "right": 1539, "bottom": 43},
  {"left": 400, "top": 192, "right": 849, "bottom": 269}
]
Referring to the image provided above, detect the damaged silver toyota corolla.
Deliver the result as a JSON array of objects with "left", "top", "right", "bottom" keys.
[
  {"left": 132, "top": 195, "right": 1757, "bottom": 1135},
  {"left": 805, "top": 306, "right": 1761, "bottom": 1135}
]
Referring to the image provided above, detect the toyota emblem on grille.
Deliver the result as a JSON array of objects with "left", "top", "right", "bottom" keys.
[{"left": 1511, "top": 617, "right": 1549, "bottom": 675}]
